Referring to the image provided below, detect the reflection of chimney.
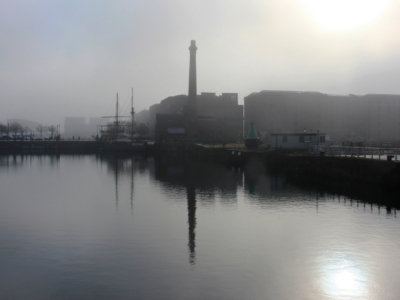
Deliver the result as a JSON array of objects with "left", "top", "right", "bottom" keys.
[
  {"left": 187, "top": 186, "right": 196, "bottom": 265},
  {"left": 188, "top": 40, "right": 197, "bottom": 119},
  {"left": 186, "top": 160, "right": 197, "bottom": 265}
]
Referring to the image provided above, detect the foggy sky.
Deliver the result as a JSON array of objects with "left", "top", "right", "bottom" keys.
[{"left": 1, "top": 0, "right": 400, "bottom": 127}]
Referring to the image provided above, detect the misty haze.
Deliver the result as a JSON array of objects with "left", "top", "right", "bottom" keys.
[{"left": 1, "top": 1, "right": 400, "bottom": 299}]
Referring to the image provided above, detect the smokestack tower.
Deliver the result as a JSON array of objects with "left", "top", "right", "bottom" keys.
[{"left": 188, "top": 40, "right": 197, "bottom": 119}]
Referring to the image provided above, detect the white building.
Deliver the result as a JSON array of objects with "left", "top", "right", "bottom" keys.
[{"left": 270, "top": 133, "right": 326, "bottom": 149}]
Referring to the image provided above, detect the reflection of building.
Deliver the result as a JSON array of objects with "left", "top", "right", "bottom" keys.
[
  {"left": 244, "top": 91, "right": 400, "bottom": 143},
  {"left": 153, "top": 41, "right": 243, "bottom": 141}
]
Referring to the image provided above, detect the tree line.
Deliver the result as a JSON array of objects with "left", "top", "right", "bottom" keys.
[
  {"left": 0, "top": 122, "right": 58, "bottom": 139},
  {"left": 0, "top": 120, "right": 150, "bottom": 140}
]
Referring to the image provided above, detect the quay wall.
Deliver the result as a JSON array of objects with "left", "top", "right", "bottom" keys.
[
  {"left": 174, "top": 144, "right": 400, "bottom": 190},
  {"left": 263, "top": 153, "right": 400, "bottom": 190},
  {"left": 0, "top": 141, "right": 103, "bottom": 154}
]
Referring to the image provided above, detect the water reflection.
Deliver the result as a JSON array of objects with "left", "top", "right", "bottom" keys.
[
  {"left": 93, "top": 154, "right": 400, "bottom": 271},
  {"left": 0, "top": 154, "right": 61, "bottom": 172},
  {"left": 1, "top": 154, "right": 400, "bottom": 300},
  {"left": 317, "top": 256, "right": 368, "bottom": 299},
  {"left": 152, "top": 156, "right": 243, "bottom": 265},
  {"left": 1, "top": 153, "right": 398, "bottom": 216},
  {"left": 187, "top": 183, "right": 196, "bottom": 265},
  {"left": 94, "top": 154, "right": 246, "bottom": 265},
  {"left": 96, "top": 154, "right": 151, "bottom": 212}
]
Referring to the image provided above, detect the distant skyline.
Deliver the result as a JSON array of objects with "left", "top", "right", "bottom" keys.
[{"left": 1, "top": 0, "right": 400, "bottom": 126}]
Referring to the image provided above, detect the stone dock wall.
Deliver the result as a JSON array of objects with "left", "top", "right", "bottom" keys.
[
  {"left": 0, "top": 141, "right": 103, "bottom": 154},
  {"left": 263, "top": 153, "right": 400, "bottom": 189},
  {"left": 192, "top": 145, "right": 400, "bottom": 190}
]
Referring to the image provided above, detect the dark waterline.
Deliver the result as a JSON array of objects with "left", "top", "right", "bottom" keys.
[{"left": 1, "top": 154, "right": 399, "bottom": 300}]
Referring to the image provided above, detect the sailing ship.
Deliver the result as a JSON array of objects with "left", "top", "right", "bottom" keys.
[{"left": 101, "top": 89, "right": 154, "bottom": 152}]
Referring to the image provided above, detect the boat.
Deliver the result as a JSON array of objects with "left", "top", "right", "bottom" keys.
[
  {"left": 102, "top": 139, "right": 154, "bottom": 152},
  {"left": 101, "top": 89, "right": 154, "bottom": 153}
]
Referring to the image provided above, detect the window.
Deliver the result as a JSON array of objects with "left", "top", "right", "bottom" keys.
[
  {"left": 283, "top": 135, "right": 288, "bottom": 143},
  {"left": 299, "top": 136, "right": 305, "bottom": 143}
]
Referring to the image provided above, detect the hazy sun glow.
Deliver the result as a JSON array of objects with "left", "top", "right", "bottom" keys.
[
  {"left": 301, "top": 0, "right": 392, "bottom": 29},
  {"left": 319, "top": 258, "right": 368, "bottom": 299}
]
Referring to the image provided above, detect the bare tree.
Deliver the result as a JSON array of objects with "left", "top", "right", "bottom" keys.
[
  {"left": 0, "top": 123, "right": 7, "bottom": 136},
  {"left": 9, "top": 122, "right": 22, "bottom": 139},
  {"left": 36, "top": 124, "right": 45, "bottom": 137},
  {"left": 22, "top": 127, "right": 31, "bottom": 140},
  {"left": 46, "top": 125, "right": 57, "bottom": 138}
]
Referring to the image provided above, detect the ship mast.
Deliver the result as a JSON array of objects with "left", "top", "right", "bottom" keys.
[
  {"left": 116, "top": 93, "right": 119, "bottom": 139},
  {"left": 131, "top": 88, "right": 135, "bottom": 140},
  {"left": 102, "top": 92, "right": 130, "bottom": 140}
]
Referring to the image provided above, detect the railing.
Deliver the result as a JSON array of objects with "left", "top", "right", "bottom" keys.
[{"left": 309, "top": 146, "right": 400, "bottom": 161}]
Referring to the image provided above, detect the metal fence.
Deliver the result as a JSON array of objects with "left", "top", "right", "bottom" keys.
[{"left": 309, "top": 146, "right": 400, "bottom": 161}]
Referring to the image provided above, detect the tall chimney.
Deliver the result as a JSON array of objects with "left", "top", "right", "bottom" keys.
[{"left": 188, "top": 40, "right": 197, "bottom": 118}]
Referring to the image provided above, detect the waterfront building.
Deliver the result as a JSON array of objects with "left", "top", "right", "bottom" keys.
[
  {"left": 135, "top": 109, "right": 150, "bottom": 128},
  {"left": 270, "top": 132, "right": 326, "bottom": 149},
  {"left": 153, "top": 41, "right": 243, "bottom": 142},
  {"left": 244, "top": 90, "right": 400, "bottom": 143},
  {"left": 155, "top": 114, "right": 187, "bottom": 141},
  {"left": 64, "top": 117, "right": 86, "bottom": 137},
  {"left": 152, "top": 92, "right": 243, "bottom": 141},
  {"left": 197, "top": 92, "right": 243, "bottom": 141},
  {"left": 150, "top": 95, "right": 187, "bottom": 135},
  {"left": 65, "top": 117, "right": 105, "bottom": 138}
]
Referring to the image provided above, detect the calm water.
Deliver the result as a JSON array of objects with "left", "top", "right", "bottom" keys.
[{"left": 1, "top": 154, "right": 399, "bottom": 300}]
